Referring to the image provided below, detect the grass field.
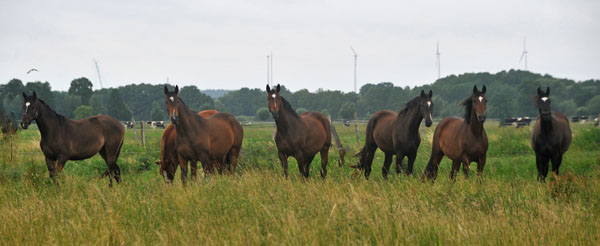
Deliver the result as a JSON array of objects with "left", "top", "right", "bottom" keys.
[{"left": 0, "top": 121, "right": 599, "bottom": 245}]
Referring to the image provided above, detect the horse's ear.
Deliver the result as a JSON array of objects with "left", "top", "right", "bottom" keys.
[
  {"left": 546, "top": 87, "right": 550, "bottom": 95},
  {"left": 164, "top": 86, "right": 169, "bottom": 95},
  {"left": 174, "top": 85, "right": 179, "bottom": 94},
  {"left": 537, "top": 87, "right": 542, "bottom": 96},
  {"left": 420, "top": 90, "right": 425, "bottom": 97},
  {"left": 32, "top": 91, "right": 37, "bottom": 99},
  {"left": 276, "top": 84, "right": 280, "bottom": 92},
  {"left": 481, "top": 85, "right": 486, "bottom": 94},
  {"left": 473, "top": 85, "right": 478, "bottom": 94},
  {"left": 266, "top": 84, "right": 271, "bottom": 93},
  {"left": 428, "top": 90, "right": 433, "bottom": 97},
  {"left": 22, "top": 92, "right": 27, "bottom": 99}
]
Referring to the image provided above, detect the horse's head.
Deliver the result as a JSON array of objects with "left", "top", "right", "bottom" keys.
[
  {"left": 155, "top": 160, "right": 177, "bottom": 184},
  {"left": 21, "top": 91, "right": 39, "bottom": 129},
  {"left": 471, "top": 85, "right": 487, "bottom": 123},
  {"left": 419, "top": 90, "right": 434, "bottom": 127},
  {"left": 164, "top": 85, "right": 180, "bottom": 123},
  {"left": 536, "top": 87, "right": 551, "bottom": 119},
  {"left": 266, "top": 84, "right": 282, "bottom": 120}
]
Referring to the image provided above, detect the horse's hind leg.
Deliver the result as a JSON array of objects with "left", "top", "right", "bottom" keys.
[
  {"left": 100, "top": 144, "right": 121, "bottom": 187},
  {"left": 423, "top": 147, "right": 444, "bottom": 181},
  {"left": 303, "top": 154, "right": 316, "bottom": 178},
  {"left": 395, "top": 153, "right": 405, "bottom": 175},
  {"left": 319, "top": 148, "right": 329, "bottom": 179},
  {"left": 228, "top": 146, "right": 241, "bottom": 174},
  {"left": 364, "top": 146, "right": 377, "bottom": 180},
  {"left": 382, "top": 152, "right": 393, "bottom": 180},
  {"left": 450, "top": 159, "right": 461, "bottom": 180}
]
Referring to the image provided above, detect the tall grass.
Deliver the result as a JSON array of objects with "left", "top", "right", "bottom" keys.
[{"left": 0, "top": 122, "right": 599, "bottom": 245}]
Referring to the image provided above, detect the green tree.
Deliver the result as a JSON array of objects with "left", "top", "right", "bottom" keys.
[
  {"left": 256, "top": 107, "right": 271, "bottom": 121},
  {"left": 339, "top": 102, "right": 356, "bottom": 120},
  {"left": 296, "top": 107, "right": 308, "bottom": 115},
  {"left": 60, "top": 94, "right": 82, "bottom": 118},
  {"left": 558, "top": 100, "right": 577, "bottom": 116},
  {"left": 179, "top": 85, "right": 214, "bottom": 111},
  {"left": 150, "top": 101, "right": 165, "bottom": 121},
  {"left": 321, "top": 109, "right": 329, "bottom": 116},
  {"left": 585, "top": 95, "right": 600, "bottom": 115},
  {"left": 107, "top": 89, "right": 132, "bottom": 121},
  {"left": 25, "top": 81, "right": 54, "bottom": 107},
  {"left": 74, "top": 105, "right": 94, "bottom": 119},
  {"left": 68, "top": 77, "right": 94, "bottom": 105},
  {"left": 89, "top": 94, "right": 106, "bottom": 115}
]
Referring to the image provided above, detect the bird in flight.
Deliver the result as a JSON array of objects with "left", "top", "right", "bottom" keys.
[{"left": 26, "top": 68, "right": 38, "bottom": 74}]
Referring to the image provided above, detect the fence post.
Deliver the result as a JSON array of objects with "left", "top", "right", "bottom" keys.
[
  {"left": 140, "top": 121, "right": 146, "bottom": 146},
  {"left": 328, "top": 115, "right": 345, "bottom": 166},
  {"left": 354, "top": 112, "right": 360, "bottom": 145},
  {"left": 132, "top": 117, "right": 139, "bottom": 143}
]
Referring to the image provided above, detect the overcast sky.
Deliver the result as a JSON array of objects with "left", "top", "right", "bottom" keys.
[{"left": 1, "top": 0, "right": 598, "bottom": 92}]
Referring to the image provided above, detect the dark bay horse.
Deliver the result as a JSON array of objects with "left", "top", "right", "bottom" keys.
[
  {"left": 155, "top": 110, "right": 218, "bottom": 183},
  {"left": 354, "top": 90, "right": 434, "bottom": 179},
  {"left": 424, "top": 85, "right": 488, "bottom": 181},
  {"left": 164, "top": 86, "right": 243, "bottom": 184},
  {"left": 20, "top": 92, "right": 124, "bottom": 186},
  {"left": 531, "top": 87, "right": 572, "bottom": 182},
  {"left": 266, "top": 84, "right": 331, "bottom": 178}
]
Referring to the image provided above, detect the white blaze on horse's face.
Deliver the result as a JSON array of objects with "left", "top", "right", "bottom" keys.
[
  {"left": 169, "top": 97, "right": 174, "bottom": 102},
  {"left": 427, "top": 101, "right": 431, "bottom": 107},
  {"left": 25, "top": 102, "right": 30, "bottom": 112},
  {"left": 478, "top": 96, "right": 483, "bottom": 102},
  {"left": 271, "top": 94, "right": 276, "bottom": 99},
  {"left": 541, "top": 97, "right": 548, "bottom": 102}
]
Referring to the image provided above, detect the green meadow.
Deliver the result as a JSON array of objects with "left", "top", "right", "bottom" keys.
[{"left": 0, "top": 122, "right": 599, "bottom": 245}]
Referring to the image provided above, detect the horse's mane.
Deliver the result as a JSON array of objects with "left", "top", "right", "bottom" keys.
[
  {"left": 398, "top": 96, "right": 421, "bottom": 116},
  {"left": 280, "top": 96, "right": 299, "bottom": 118},
  {"left": 460, "top": 97, "right": 473, "bottom": 124},
  {"left": 37, "top": 98, "right": 67, "bottom": 123}
]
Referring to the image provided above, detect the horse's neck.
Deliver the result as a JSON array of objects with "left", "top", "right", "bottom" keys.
[
  {"left": 467, "top": 111, "right": 484, "bottom": 135},
  {"left": 397, "top": 107, "right": 423, "bottom": 134},
  {"left": 275, "top": 110, "right": 303, "bottom": 135},
  {"left": 540, "top": 114, "right": 553, "bottom": 134},
  {"left": 36, "top": 103, "right": 64, "bottom": 139},
  {"left": 176, "top": 104, "right": 204, "bottom": 133}
]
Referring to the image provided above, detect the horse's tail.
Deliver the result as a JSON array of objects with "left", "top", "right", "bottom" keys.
[{"left": 350, "top": 115, "right": 377, "bottom": 170}]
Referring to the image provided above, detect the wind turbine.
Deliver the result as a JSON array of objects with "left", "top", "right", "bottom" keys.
[
  {"left": 93, "top": 59, "right": 104, "bottom": 89},
  {"left": 519, "top": 38, "right": 528, "bottom": 70},
  {"left": 350, "top": 45, "right": 358, "bottom": 93},
  {"left": 435, "top": 41, "right": 441, "bottom": 80},
  {"left": 266, "top": 52, "right": 273, "bottom": 85}
]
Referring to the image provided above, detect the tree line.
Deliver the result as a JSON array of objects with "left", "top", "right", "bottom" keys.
[{"left": 1, "top": 70, "right": 599, "bottom": 123}]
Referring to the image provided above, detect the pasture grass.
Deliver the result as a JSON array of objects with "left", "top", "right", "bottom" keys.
[{"left": 0, "top": 121, "right": 599, "bottom": 245}]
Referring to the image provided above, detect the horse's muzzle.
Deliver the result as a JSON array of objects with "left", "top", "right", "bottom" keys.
[
  {"left": 271, "top": 111, "right": 279, "bottom": 120},
  {"left": 478, "top": 115, "right": 486, "bottom": 123},
  {"left": 21, "top": 122, "right": 29, "bottom": 129}
]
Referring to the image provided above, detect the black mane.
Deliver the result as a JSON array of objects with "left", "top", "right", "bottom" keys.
[
  {"left": 280, "top": 96, "right": 299, "bottom": 118},
  {"left": 37, "top": 98, "right": 67, "bottom": 123},
  {"left": 460, "top": 97, "right": 473, "bottom": 124},
  {"left": 398, "top": 96, "right": 421, "bottom": 116}
]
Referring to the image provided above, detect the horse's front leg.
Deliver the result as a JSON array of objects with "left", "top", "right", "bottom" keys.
[
  {"left": 190, "top": 160, "right": 198, "bottom": 181},
  {"left": 177, "top": 153, "right": 188, "bottom": 185},
  {"left": 461, "top": 157, "right": 471, "bottom": 178},
  {"left": 44, "top": 156, "right": 58, "bottom": 179},
  {"left": 476, "top": 155, "right": 486, "bottom": 181},
  {"left": 278, "top": 151, "right": 289, "bottom": 178}
]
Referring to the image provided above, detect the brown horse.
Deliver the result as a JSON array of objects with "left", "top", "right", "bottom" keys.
[
  {"left": 155, "top": 110, "right": 218, "bottom": 183},
  {"left": 20, "top": 92, "right": 125, "bottom": 186},
  {"left": 354, "top": 90, "right": 434, "bottom": 179},
  {"left": 531, "top": 87, "right": 572, "bottom": 182},
  {"left": 164, "top": 86, "right": 243, "bottom": 184},
  {"left": 423, "top": 85, "right": 488, "bottom": 181},
  {"left": 266, "top": 84, "right": 331, "bottom": 178}
]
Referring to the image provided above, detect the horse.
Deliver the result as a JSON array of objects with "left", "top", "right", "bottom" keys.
[
  {"left": 423, "top": 85, "right": 488, "bottom": 181},
  {"left": 155, "top": 110, "right": 219, "bottom": 183},
  {"left": 20, "top": 92, "right": 125, "bottom": 186},
  {"left": 164, "top": 86, "right": 243, "bottom": 184},
  {"left": 531, "top": 87, "right": 572, "bottom": 182},
  {"left": 354, "top": 90, "right": 434, "bottom": 179},
  {"left": 266, "top": 84, "right": 331, "bottom": 178}
]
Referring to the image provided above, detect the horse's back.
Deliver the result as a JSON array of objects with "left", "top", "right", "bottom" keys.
[{"left": 205, "top": 112, "right": 243, "bottom": 153}]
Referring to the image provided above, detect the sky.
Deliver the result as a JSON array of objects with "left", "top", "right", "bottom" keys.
[{"left": 0, "top": 0, "right": 599, "bottom": 92}]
